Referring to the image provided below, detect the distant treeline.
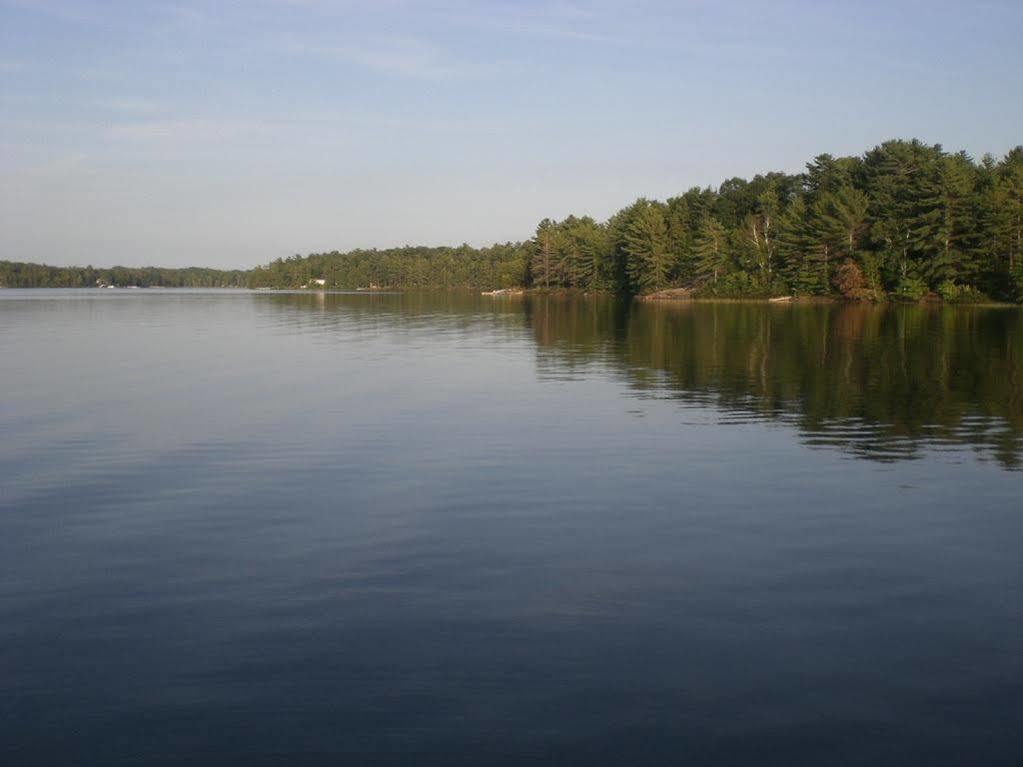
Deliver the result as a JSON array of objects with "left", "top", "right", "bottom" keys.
[
  {"left": 5, "top": 139, "right": 1023, "bottom": 301},
  {"left": 248, "top": 243, "right": 529, "bottom": 291},
  {"left": 0, "top": 261, "right": 248, "bottom": 289}
]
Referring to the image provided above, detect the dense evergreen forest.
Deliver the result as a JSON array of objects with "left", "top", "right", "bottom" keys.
[
  {"left": 252, "top": 139, "right": 1023, "bottom": 302},
  {"left": 0, "top": 261, "right": 248, "bottom": 289},
  {"left": 5, "top": 140, "right": 1023, "bottom": 301}
]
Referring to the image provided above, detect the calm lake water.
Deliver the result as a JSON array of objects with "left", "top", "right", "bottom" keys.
[{"left": 2, "top": 289, "right": 1021, "bottom": 766}]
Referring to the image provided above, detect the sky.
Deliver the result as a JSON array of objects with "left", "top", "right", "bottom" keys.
[{"left": 1, "top": 0, "right": 1021, "bottom": 269}]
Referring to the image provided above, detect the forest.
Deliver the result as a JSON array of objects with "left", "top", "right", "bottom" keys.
[
  {"left": 4, "top": 140, "right": 1023, "bottom": 301},
  {"left": 246, "top": 139, "right": 1023, "bottom": 302}
]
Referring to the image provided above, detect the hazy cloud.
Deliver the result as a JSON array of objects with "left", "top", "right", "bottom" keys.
[
  {"left": 105, "top": 119, "right": 270, "bottom": 143},
  {"left": 1, "top": 0, "right": 110, "bottom": 24},
  {"left": 455, "top": 17, "right": 629, "bottom": 44},
  {"left": 94, "top": 99, "right": 167, "bottom": 114},
  {"left": 449, "top": 0, "right": 631, "bottom": 45},
  {"left": 288, "top": 37, "right": 483, "bottom": 79}
]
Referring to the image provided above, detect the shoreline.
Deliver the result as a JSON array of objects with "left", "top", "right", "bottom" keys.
[
  {"left": 2, "top": 284, "right": 1019, "bottom": 308},
  {"left": 634, "top": 287, "right": 1018, "bottom": 308}
]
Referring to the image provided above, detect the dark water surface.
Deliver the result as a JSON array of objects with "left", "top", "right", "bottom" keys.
[{"left": 2, "top": 289, "right": 1021, "bottom": 766}]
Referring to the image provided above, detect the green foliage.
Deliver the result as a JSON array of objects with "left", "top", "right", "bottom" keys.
[
  {"left": 932, "top": 281, "right": 986, "bottom": 303},
  {"left": 859, "top": 251, "right": 884, "bottom": 293},
  {"left": 751, "top": 188, "right": 780, "bottom": 281},
  {"left": 936, "top": 280, "right": 960, "bottom": 302},
  {"left": 664, "top": 196, "right": 694, "bottom": 282},
  {"left": 530, "top": 219, "right": 559, "bottom": 290},
  {"left": 895, "top": 275, "right": 928, "bottom": 302},
  {"left": 692, "top": 216, "right": 731, "bottom": 287},
  {"left": 621, "top": 200, "right": 671, "bottom": 294},
  {"left": 1010, "top": 260, "right": 1023, "bottom": 303},
  {"left": 819, "top": 186, "right": 870, "bottom": 263},
  {"left": 707, "top": 271, "right": 761, "bottom": 297}
]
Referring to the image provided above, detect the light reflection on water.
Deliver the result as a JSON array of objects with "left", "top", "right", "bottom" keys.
[{"left": 1, "top": 289, "right": 1021, "bottom": 766}]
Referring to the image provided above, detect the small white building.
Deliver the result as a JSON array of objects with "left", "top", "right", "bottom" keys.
[{"left": 311, "top": 278, "right": 326, "bottom": 287}]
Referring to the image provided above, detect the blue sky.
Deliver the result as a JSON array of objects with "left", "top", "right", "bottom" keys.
[{"left": 2, "top": 0, "right": 1021, "bottom": 269}]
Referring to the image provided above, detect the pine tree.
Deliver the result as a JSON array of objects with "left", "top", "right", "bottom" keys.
[
  {"left": 911, "top": 152, "right": 977, "bottom": 285},
  {"left": 775, "top": 196, "right": 824, "bottom": 294},
  {"left": 559, "top": 216, "right": 608, "bottom": 290},
  {"left": 805, "top": 153, "right": 853, "bottom": 197},
  {"left": 997, "top": 148, "right": 1023, "bottom": 281},
  {"left": 692, "top": 216, "right": 730, "bottom": 287},
  {"left": 862, "top": 139, "right": 941, "bottom": 288},
  {"left": 622, "top": 200, "right": 671, "bottom": 293},
  {"left": 665, "top": 196, "right": 694, "bottom": 284},
  {"left": 531, "top": 219, "right": 559, "bottom": 290},
  {"left": 807, "top": 196, "right": 836, "bottom": 290},
  {"left": 819, "top": 186, "right": 870, "bottom": 265}
]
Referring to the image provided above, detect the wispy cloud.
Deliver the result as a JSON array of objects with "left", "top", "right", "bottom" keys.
[
  {"left": 1, "top": 0, "right": 107, "bottom": 24},
  {"left": 105, "top": 119, "right": 270, "bottom": 143},
  {"left": 287, "top": 37, "right": 484, "bottom": 79},
  {"left": 458, "top": 17, "right": 629, "bottom": 44},
  {"left": 449, "top": 1, "right": 632, "bottom": 45},
  {"left": 94, "top": 98, "right": 167, "bottom": 114},
  {"left": 156, "top": 1, "right": 211, "bottom": 26}
]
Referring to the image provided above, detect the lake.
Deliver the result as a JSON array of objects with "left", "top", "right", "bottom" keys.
[{"left": 2, "top": 289, "right": 1021, "bottom": 766}]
